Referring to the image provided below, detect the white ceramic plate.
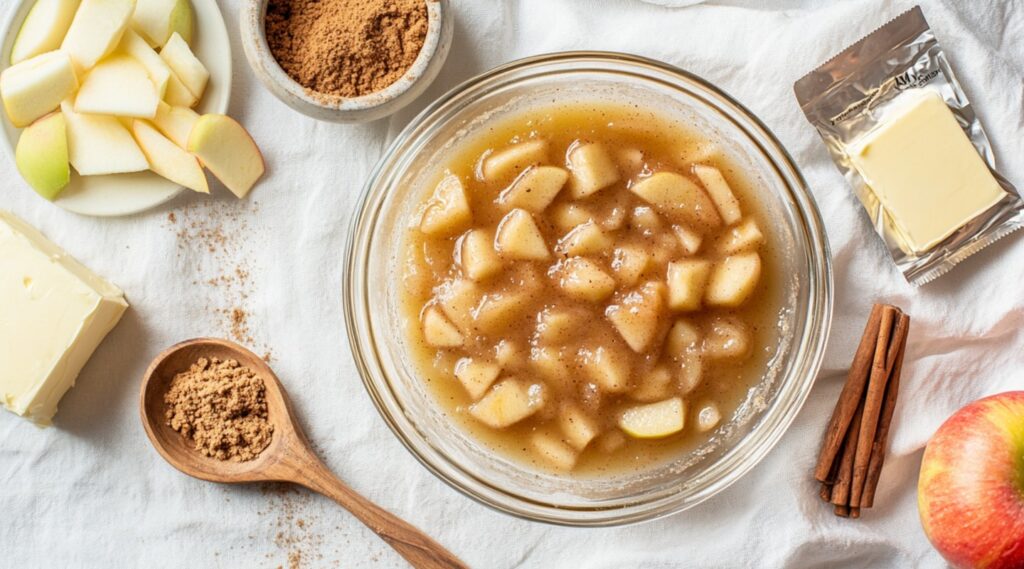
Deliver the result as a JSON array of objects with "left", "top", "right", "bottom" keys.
[{"left": 0, "top": 0, "right": 232, "bottom": 217}]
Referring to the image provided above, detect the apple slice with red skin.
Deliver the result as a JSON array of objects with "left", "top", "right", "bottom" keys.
[{"left": 919, "top": 391, "right": 1024, "bottom": 569}]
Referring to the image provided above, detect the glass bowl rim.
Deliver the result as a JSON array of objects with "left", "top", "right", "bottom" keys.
[{"left": 343, "top": 50, "right": 834, "bottom": 526}]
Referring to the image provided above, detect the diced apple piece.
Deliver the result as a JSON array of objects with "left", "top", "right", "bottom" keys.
[
  {"left": 693, "top": 164, "right": 742, "bottom": 225},
  {"left": 498, "top": 165, "right": 568, "bottom": 212},
  {"left": 494, "top": 339, "right": 526, "bottom": 370},
  {"left": 529, "top": 347, "right": 572, "bottom": 390},
  {"left": 163, "top": 73, "right": 197, "bottom": 107},
  {"left": 631, "top": 205, "right": 663, "bottom": 233},
  {"left": 696, "top": 402, "right": 722, "bottom": 432},
  {"left": 580, "top": 345, "right": 630, "bottom": 393},
  {"left": 118, "top": 29, "right": 172, "bottom": 97},
  {"left": 187, "top": 114, "right": 266, "bottom": 198},
  {"left": 606, "top": 282, "right": 665, "bottom": 352},
  {"left": 61, "top": 0, "right": 134, "bottom": 72},
  {"left": 611, "top": 245, "right": 652, "bottom": 287},
  {"left": 61, "top": 100, "right": 148, "bottom": 175},
  {"left": 0, "top": 51, "right": 77, "bottom": 127},
  {"left": 567, "top": 142, "right": 620, "bottom": 198},
  {"left": 457, "top": 229, "right": 502, "bottom": 281},
  {"left": 706, "top": 253, "right": 761, "bottom": 307},
  {"left": 535, "top": 308, "right": 580, "bottom": 345},
  {"left": 15, "top": 111, "right": 69, "bottom": 200},
  {"left": 665, "top": 319, "right": 701, "bottom": 358},
  {"left": 616, "top": 147, "right": 644, "bottom": 172},
  {"left": 422, "top": 307, "right": 463, "bottom": 348},
  {"left": 601, "top": 199, "right": 629, "bottom": 231},
  {"left": 554, "top": 257, "right": 616, "bottom": 302},
  {"left": 469, "top": 379, "right": 545, "bottom": 428},
  {"left": 151, "top": 101, "right": 198, "bottom": 148},
  {"left": 619, "top": 397, "right": 685, "bottom": 439},
  {"left": 495, "top": 209, "right": 549, "bottom": 260},
  {"left": 160, "top": 32, "right": 207, "bottom": 99},
  {"left": 10, "top": 0, "right": 80, "bottom": 64},
  {"left": 559, "top": 404, "right": 599, "bottom": 450},
  {"left": 555, "top": 221, "right": 612, "bottom": 257},
  {"left": 703, "top": 317, "right": 751, "bottom": 360},
  {"left": 132, "top": 0, "right": 193, "bottom": 47},
  {"left": 631, "top": 365, "right": 673, "bottom": 402},
  {"left": 666, "top": 259, "right": 712, "bottom": 312},
  {"left": 435, "top": 278, "right": 480, "bottom": 332},
  {"left": 481, "top": 139, "right": 548, "bottom": 182},
  {"left": 673, "top": 225, "right": 702, "bottom": 255},
  {"left": 454, "top": 357, "right": 500, "bottom": 400},
  {"left": 630, "top": 172, "right": 722, "bottom": 231},
  {"left": 75, "top": 55, "right": 160, "bottom": 118},
  {"left": 715, "top": 218, "right": 764, "bottom": 255},
  {"left": 678, "top": 140, "right": 723, "bottom": 167},
  {"left": 474, "top": 292, "right": 528, "bottom": 334},
  {"left": 419, "top": 174, "right": 472, "bottom": 236},
  {"left": 549, "top": 203, "right": 593, "bottom": 232},
  {"left": 597, "top": 430, "right": 626, "bottom": 453},
  {"left": 531, "top": 432, "right": 578, "bottom": 471},
  {"left": 678, "top": 350, "right": 702, "bottom": 394},
  {"left": 131, "top": 119, "right": 207, "bottom": 193}
]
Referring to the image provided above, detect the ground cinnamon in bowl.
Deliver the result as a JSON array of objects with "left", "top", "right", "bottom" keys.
[
  {"left": 265, "top": 0, "right": 429, "bottom": 100},
  {"left": 164, "top": 357, "right": 274, "bottom": 462}
]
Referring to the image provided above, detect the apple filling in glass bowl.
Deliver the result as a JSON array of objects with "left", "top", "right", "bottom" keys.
[{"left": 400, "top": 101, "right": 786, "bottom": 475}]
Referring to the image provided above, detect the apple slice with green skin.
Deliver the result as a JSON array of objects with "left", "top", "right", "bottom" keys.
[
  {"left": 15, "top": 111, "right": 69, "bottom": 200},
  {"left": 75, "top": 55, "right": 160, "bottom": 118},
  {"left": 61, "top": 0, "right": 136, "bottom": 72},
  {"left": 160, "top": 32, "right": 207, "bottom": 99},
  {"left": 187, "top": 114, "right": 266, "bottom": 198},
  {"left": 118, "top": 29, "right": 172, "bottom": 97},
  {"left": 132, "top": 120, "right": 207, "bottom": 193},
  {"left": 10, "top": 0, "right": 80, "bottom": 65},
  {"left": 132, "top": 0, "right": 192, "bottom": 47},
  {"left": 619, "top": 397, "right": 685, "bottom": 439},
  {"left": 1, "top": 51, "right": 78, "bottom": 127},
  {"left": 61, "top": 99, "right": 148, "bottom": 175},
  {"left": 151, "top": 101, "right": 199, "bottom": 148},
  {"left": 919, "top": 391, "right": 1024, "bottom": 569}
]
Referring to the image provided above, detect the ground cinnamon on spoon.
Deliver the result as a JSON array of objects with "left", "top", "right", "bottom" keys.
[{"left": 265, "top": 0, "right": 429, "bottom": 100}]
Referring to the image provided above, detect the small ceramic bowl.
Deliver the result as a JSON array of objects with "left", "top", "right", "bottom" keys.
[{"left": 240, "top": 0, "right": 453, "bottom": 123}]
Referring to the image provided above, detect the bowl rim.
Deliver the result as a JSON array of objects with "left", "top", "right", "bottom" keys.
[
  {"left": 343, "top": 50, "right": 834, "bottom": 526},
  {"left": 240, "top": 0, "right": 451, "bottom": 120}
]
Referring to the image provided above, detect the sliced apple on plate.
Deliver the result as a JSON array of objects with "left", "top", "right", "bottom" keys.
[
  {"left": 160, "top": 32, "right": 207, "bottom": 100},
  {"left": 132, "top": 119, "right": 207, "bottom": 193},
  {"left": 15, "top": 111, "right": 69, "bottom": 200},
  {"left": 163, "top": 72, "right": 198, "bottom": 107},
  {"left": 118, "top": 29, "right": 172, "bottom": 97},
  {"left": 132, "top": 0, "right": 193, "bottom": 47},
  {"left": 1, "top": 50, "right": 78, "bottom": 127},
  {"left": 75, "top": 55, "right": 160, "bottom": 118},
  {"left": 61, "top": 99, "right": 148, "bottom": 175},
  {"left": 10, "top": 0, "right": 80, "bottom": 65},
  {"left": 187, "top": 114, "right": 265, "bottom": 198},
  {"left": 151, "top": 101, "right": 198, "bottom": 148},
  {"left": 61, "top": 0, "right": 135, "bottom": 72},
  {"left": 619, "top": 397, "right": 685, "bottom": 439}
]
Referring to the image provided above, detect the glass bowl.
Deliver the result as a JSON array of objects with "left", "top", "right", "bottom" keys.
[{"left": 343, "top": 52, "right": 833, "bottom": 526}]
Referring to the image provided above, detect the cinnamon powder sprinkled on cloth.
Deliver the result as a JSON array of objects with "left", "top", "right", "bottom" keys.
[
  {"left": 265, "top": 0, "right": 429, "bottom": 99},
  {"left": 165, "top": 357, "right": 274, "bottom": 462}
]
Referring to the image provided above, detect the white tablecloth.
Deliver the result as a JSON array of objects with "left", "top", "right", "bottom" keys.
[{"left": 3, "top": 0, "right": 1022, "bottom": 567}]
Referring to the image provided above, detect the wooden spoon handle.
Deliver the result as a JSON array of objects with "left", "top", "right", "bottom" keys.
[{"left": 287, "top": 452, "right": 468, "bottom": 569}]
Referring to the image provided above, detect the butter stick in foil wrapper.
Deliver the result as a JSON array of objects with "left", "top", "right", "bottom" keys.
[{"left": 794, "top": 6, "right": 1023, "bottom": 285}]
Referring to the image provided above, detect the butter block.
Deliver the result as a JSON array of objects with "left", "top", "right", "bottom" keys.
[
  {"left": 0, "top": 211, "right": 128, "bottom": 425},
  {"left": 849, "top": 90, "right": 1005, "bottom": 253}
]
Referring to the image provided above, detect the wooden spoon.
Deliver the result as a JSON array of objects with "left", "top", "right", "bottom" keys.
[{"left": 140, "top": 338, "right": 467, "bottom": 569}]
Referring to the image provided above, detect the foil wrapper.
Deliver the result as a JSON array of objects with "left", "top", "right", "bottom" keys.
[{"left": 794, "top": 6, "right": 1024, "bottom": 285}]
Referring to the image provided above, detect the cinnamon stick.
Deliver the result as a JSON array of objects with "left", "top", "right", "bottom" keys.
[
  {"left": 850, "top": 306, "right": 900, "bottom": 507},
  {"left": 861, "top": 313, "right": 910, "bottom": 508},
  {"left": 830, "top": 397, "right": 863, "bottom": 508},
  {"left": 814, "top": 304, "right": 884, "bottom": 481}
]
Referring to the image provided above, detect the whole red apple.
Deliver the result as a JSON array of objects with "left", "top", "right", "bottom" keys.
[{"left": 919, "top": 391, "right": 1024, "bottom": 568}]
